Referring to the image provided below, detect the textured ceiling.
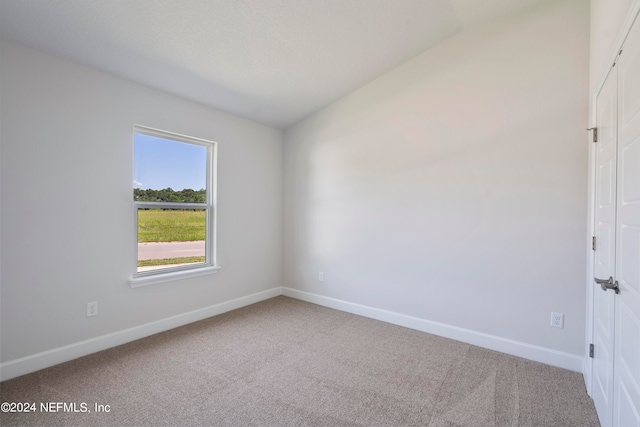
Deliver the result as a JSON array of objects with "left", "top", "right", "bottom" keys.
[{"left": 0, "top": 0, "right": 549, "bottom": 129}]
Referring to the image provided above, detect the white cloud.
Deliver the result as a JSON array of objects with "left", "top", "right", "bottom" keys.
[{"left": 133, "top": 180, "right": 143, "bottom": 187}]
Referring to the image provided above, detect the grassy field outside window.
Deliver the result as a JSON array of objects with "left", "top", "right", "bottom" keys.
[
  {"left": 138, "top": 209, "right": 206, "bottom": 242},
  {"left": 137, "top": 209, "right": 206, "bottom": 267}
]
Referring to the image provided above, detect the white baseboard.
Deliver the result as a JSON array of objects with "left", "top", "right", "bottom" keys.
[
  {"left": 282, "top": 287, "right": 584, "bottom": 372},
  {"left": 0, "top": 287, "right": 282, "bottom": 382},
  {"left": 1, "top": 286, "right": 584, "bottom": 381}
]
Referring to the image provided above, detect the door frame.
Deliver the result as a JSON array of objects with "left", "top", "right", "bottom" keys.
[{"left": 584, "top": 2, "right": 640, "bottom": 397}]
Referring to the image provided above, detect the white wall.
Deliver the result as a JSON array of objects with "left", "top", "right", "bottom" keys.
[
  {"left": 284, "top": 0, "right": 589, "bottom": 360},
  {"left": 0, "top": 42, "right": 283, "bottom": 366}
]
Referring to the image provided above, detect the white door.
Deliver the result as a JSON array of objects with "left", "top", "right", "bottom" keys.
[
  {"left": 592, "top": 63, "right": 618, "bottom": 427},
  {"left": 613, "top": 14, "right": 640, "bottom": 427},
  {"left": 592, "top": 14, "right": 640, "bottom": 427}
]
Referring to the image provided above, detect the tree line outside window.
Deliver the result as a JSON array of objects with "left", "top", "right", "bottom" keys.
[{"left": 133, "top": 187, "right": 205, "bottom": 203}]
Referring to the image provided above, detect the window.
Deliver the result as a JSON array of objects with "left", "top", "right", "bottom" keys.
[{"left": 130, "top": 125, "right": 218, "bottom": 287}]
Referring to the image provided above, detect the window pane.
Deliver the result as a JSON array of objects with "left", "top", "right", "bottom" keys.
[
  {"left": 137, "top": 208, "right": 206, "bottom": 272},
  {"left": 134, "top": 133, "right": 207, "bottom": 202}
]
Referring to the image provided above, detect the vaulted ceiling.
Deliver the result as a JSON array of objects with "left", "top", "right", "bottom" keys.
[{"left": 0, "top": 0, "right": 550, "bottom": 129}]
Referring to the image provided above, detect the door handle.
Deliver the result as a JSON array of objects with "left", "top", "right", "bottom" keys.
[{"left": 594, "top": 276, "right": 620, "bottom": 294}]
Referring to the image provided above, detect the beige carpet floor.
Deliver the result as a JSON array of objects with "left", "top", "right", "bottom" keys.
[{"left": 0, "top": 296, "right": 599, "bottom": 426}]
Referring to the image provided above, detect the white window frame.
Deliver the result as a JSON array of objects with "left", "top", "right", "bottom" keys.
[{"left": 129, "top": 125, "right": 219, "bottom": 288}]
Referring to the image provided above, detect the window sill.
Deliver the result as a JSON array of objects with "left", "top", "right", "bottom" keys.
[{"left": 129, "top": 265, "right": 221, "bottom": 288}]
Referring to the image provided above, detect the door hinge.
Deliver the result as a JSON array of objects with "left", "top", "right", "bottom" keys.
[
  {"left": 587, "top": 127, "right": 598, "bottom": 143},
  {"left": 589, "top": 343, "right": 594, "bottom": 358},
  {"left": 613, "top": 49, "right": 623, "bottom": 67},
  {"left": 592, "top": 236, "right": 597, "bottom": 251}
]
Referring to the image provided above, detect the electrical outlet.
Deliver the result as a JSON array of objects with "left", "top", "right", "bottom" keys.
[
  {"left": 318, "top": 272, "right": 324, "bottom": 282},
  {"left": 87, "top": 301, "right": 98, "bottom": 317},
  {"left": 551, "top": 312, "right": 564, "bottom": 328}
]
